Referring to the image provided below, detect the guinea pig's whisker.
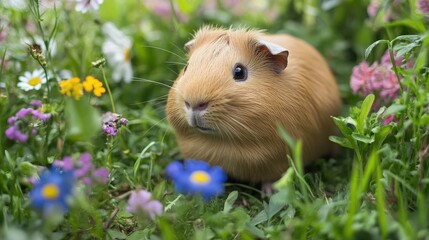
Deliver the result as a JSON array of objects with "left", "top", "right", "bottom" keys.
[
  {"left": 228, "top": 116, "right": 260, "bottom": 141},
  {"left": 139, "top": 116, "right": 170, "bottom": 139},
  {"left": 220, "top": 119, "right": 242, "bottom": 141},
  {"left": 138, "top": 45, "right": 186, "bottom": 61},
  {"left": 131, "top": 78, "right": 174, "bottom": 89},
  {"left": 166, "top": 61, "right": 187, "bottom": 66},
  {"left": 130, "top": 95, "right": 168, "bottom": 106}
]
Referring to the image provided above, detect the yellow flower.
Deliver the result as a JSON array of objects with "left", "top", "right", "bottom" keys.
[
  {"left": 83, "top": 76, "right": 106, "bottom": 97},
  {"left": 59, "top": 77, "right": 83, "bottom": 100}
]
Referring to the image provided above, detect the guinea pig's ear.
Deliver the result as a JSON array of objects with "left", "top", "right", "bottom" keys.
[
  {"left": 184, "top": 39, "right": 195, "bottom": 53},
  {"left": 256, "top": 40, "right": 289, "bottom": 73}
]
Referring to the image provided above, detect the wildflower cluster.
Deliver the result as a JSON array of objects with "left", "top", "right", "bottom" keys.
[
  {"left": 53, "top": 152, "right": 109, "bottom": 185},
  {"left": 5, "top": 100, "right": 51, "bottom": 142},
  {"left": 101, "top": 112, "right": 128, "bottom": 136},
  {"left": 126, "top": 189, "right": 163, "bottom": 220},
  {"left": 30, "top": 168, "right": 74, "bottom": 215},
  {"left": 166, "top": 160, "right": 227, "bottom": 201},
  {"left": 59, "top": 75, "right": 105, "bottom": 100},
  {"left": 350, "top": 50, "right": 411, "bottom": 102}
]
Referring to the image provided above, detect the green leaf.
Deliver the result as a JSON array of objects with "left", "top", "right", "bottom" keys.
[
  {"left": 274, "top": 168, "right": 295, "bottom": 190},
  {"left": 158, "top": 217, "right": 177, "bottom": 240},
  {"left": 250, "top": 193, "right": 287, "bottom": 226},
  {"left": 332, "top": 116, "right": 354, "bottom": 136},
  {"left": 357, "top": 94, "right": 375, "bottom": 133},
  {"left": 133, "top": 141, "right": 156, "bottom": 177},
  {"left": 351, "top": 133, "right": 374, "bottom": 144},
  {"left": 176, "top": 0, "right": 202, "bottom": 14},
  {"left": 329, "top": 136, "right": 354, "bottom": 149},
  {"left": 386, "top": 20, "right": 426, "bottom": 32},
  {"left": 277, "top": 124, "right": 296, "bottom": 148},
  {"left": 127, "top": 229, "right": 151, "bottom": 240},
  {"left": 107, "top": 229, "right": 127, "bottom": 239},
  {"left": 223, "top": 191, "right": 238, "bottom": 213},
  {"left": 373, "top": 125, "right": 392, "bottom": 149},
  {"left": 420, "top": 114, "right": 429, "bottom": 125},
  {"left": 65, "top": 97, "right": 100, "bottom": 142},
  {"left": 383, "top": 104, "right": 406, "bottom": 117},
  {"left": 365, "top": 40, "right": 389, "bottom": 59}
]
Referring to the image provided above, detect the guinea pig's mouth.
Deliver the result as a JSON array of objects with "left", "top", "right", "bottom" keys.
[{"left": 195, "top": 125, "right": 214, "bottom": 133}]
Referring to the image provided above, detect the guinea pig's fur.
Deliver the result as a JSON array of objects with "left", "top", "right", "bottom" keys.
[{"left": 166, "top": 26, "right": 341, "bottom": 182}]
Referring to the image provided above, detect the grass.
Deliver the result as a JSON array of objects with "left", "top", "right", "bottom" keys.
[{"left": 1, "top": 0, "right": 429, "bottom": 239}]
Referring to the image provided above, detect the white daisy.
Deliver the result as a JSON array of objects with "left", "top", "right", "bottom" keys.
[
  {"left": 17, "top": 69, "right": 47, "bottom": 91},
  {"left": 1, "top": 0, "right": 27, "bottom": 10},
  {"left": 75, "top": 0, "right": 104, "bottom": 13},
  {"left": 102, "top": 22, "right": 133, "bottom": 83}
]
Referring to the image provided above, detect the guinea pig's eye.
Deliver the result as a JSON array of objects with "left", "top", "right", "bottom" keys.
[{"left": 233, "top": 63, "right": 248, "bottom": 81}]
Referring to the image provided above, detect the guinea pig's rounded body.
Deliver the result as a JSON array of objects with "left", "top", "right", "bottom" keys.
[{"left": 166, "top": 27, "right": 341, "bottom": 182}]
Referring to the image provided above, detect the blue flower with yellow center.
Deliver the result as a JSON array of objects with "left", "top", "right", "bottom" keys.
[
  {"left": 30, "top": 168, "right": 74, "bottom": 214},
  {"left": 166, "top": 160, "right": 227, "bottom": 201}
]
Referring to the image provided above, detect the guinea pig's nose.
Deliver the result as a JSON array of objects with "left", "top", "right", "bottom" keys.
[{"left": 184, "top": 101, "right": 208, "bottom": 111}]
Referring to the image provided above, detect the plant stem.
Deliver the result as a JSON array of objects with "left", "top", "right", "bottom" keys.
[{"left": 101, "top": 68, "right": 116, "bottom": 113}]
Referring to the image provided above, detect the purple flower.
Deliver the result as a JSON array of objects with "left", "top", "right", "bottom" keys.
[
  {"left": 32, "top": 111, "right": 51, "bottom": 121},
  {"left": 74, "top": 153, "right": 92, "bottom": 178},
  {"left": 5, "top": 126, "right": 28, "bottom": 142},
  {"left": 7, "top": 116, "right": 16, "bottom": 124},
  {"left": 16, "top": 108, "right": 33, "bottom": 118},
  {"left": 126, "top": 189, "right": 163, "bottom": 220},
  {"left": 101, "top": 112, "right": 120, "bottom": 123},
  {"left": 93, "top": 168, "right": 109, "bottom": 184},
  {"left": 166, "top": 160, "right": 227, "bottom": 201},
  {"left": 53, "top": 153, "right": 109, "bottom": 186},
  {"left": 102, "top": 124, "right": 118, "bottom": 136},
  {"left": 101, "top": 112, "right": 127, "bottom": 137},
  {"left": 417, "top": 0, "right": 429, "bottom": 13},
  {"left": 53, "top": 156, "right": 74, "bottom": 171},
  {"left": 5, "top": 101, "right": 52, "bottom": 143},
  {"left": 119, "top": 118, "right": 128, "bottom": 126},
  {"left": 30, "top": 100, "right": 43, "bottom": 108}
]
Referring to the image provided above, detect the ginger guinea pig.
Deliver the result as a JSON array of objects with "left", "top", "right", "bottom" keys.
[{"left": 166, "top": 27, "right": 341, "bottom": 182}]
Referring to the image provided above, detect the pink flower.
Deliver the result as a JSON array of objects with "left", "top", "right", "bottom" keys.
[
  {"left": 142, "top": 0, "right": 188, "bottom": 22},
  {"left": 0, "top": 19, "right": 9, "bottom": 42},
  {"left": 126, "top": 189, "right": 163, "bottom": 220},
  {"left": 93, "top": 168, "right": 109, "bottom": 184},
  {"left": 350, "top": 50, "right": 412, "bottom": 102},
  {"left": 383, "top": 114, "right": 395, "bottom": 125},
  {"left": 417, "top": 0, "right": 429, "bottom": 13},
  {"left": 367, "top": 0, "right": 380, "bottom": 19},
  {"left": 350, "top": 62, "right": 378, "bottom": 95},
  {"left": 380, "top": 51, "right": 402, "bottom": 67}
]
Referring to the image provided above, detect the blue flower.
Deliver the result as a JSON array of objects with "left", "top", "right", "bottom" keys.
[
  {"left": 166, "top": 160, "right": 227, "bottom": 201},
  {"left": 30, "top": 168, "right": 74, "bottom": 215}
]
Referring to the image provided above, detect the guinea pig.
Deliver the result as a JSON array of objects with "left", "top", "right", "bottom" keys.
[{"left": 166, "top": 26, "right": 341, "bottom": 183}]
